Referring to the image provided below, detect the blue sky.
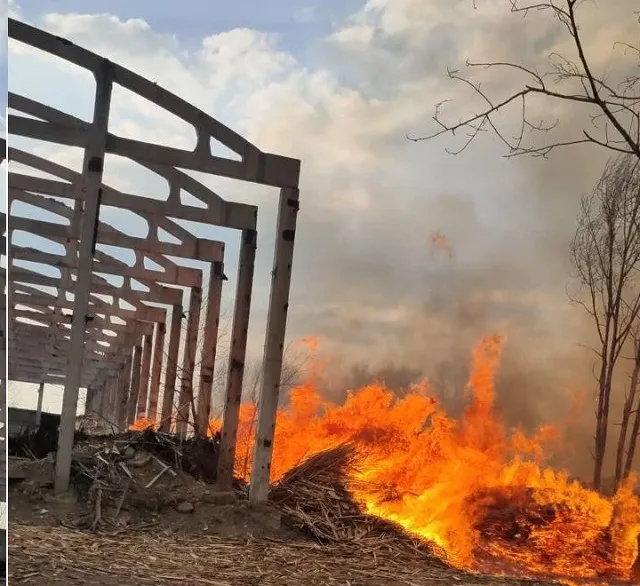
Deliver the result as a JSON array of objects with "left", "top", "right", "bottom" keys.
[
  {"left": 1, "top": 0, "right": 364, "bottom": 115},
  {"left": 16, "top": 0, "right": 363, "bottom": 56}
]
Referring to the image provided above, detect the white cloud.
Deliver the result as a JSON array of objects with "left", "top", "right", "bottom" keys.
[{"left": 7, "top": 0, "right": 21, "bottom": 19}]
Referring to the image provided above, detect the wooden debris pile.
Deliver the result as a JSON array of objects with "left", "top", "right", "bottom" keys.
[
  {"left": 60, "top": 429, "right": 224, "bottom": 529},
  {"left": 70, "top": 432, "right": 183, "bottom": 529},
  {"left": 142, "top": 428, "right": 222, "bottom": 484},
  {"left": 72, "top": 428, "right": 221, "bottom": 481}
]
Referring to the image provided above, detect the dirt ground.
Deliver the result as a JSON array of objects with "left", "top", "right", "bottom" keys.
[
  {"left": 8, "top": 486, "right": 292, "bottom": 539},
  {"left": 7, "top": 453, "right": 294, "bottom": 540}
]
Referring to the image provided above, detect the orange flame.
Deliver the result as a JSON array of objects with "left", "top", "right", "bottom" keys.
[
  {"left": 132, "top": 335, "right": 640, "bottom": 581},
  {"left": 129, "top": 418, "right": 158, "bottom": 431}
]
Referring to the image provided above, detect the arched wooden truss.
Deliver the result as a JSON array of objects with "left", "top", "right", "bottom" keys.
[{"left": 7, "top": 19, "right": 301, "bottom": 503}]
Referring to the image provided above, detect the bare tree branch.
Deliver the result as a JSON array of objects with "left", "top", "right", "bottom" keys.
[{"left": 411, "top": 1, "right": 640, "bottom": 160}]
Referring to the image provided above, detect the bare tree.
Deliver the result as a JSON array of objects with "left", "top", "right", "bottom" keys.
[
  {"left": 412, "top": 1, "right": 640, "bottom": 160},
  {"left": 162, "top": 310, "right": 310, "bottom": 438},
  {"left": 570, "top": 154, "right": 640, "bottom": 491},
  {"left": 231, "top": 345, "right": 310, "bottom": 477}
]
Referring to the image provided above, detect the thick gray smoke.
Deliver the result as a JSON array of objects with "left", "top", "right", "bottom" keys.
[{"left": 243, "top": 0, "right": 639, "bottom": 479}]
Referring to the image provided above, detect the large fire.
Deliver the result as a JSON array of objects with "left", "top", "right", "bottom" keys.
[{"left": 133, "top": 335, "right": 640, "bottom": 582}]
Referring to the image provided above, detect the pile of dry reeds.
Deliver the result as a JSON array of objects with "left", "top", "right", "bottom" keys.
[
  {"left": 269, "top": 444, "right": 447, "bottom": 561},
  {"left": 269, "top": 444, "right": 369, "bottom": 541}
]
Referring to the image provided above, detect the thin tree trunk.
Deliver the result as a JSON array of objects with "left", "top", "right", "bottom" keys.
[
  {"left": 623, "top": 340, "right": 640, "bottom": 478},
  {"left": 594, "top": 359, "right": 612, "bottom": 491},
  {"left": 624, "top": 401, "right": 640, "bottom": 478},
  {"left": 594, "top": 313, "right": 622, "bottom": 492},
  {"left": 616, "top": 340, "right": 640, "bottom": 490},
  {"left": 615, "top": 396, "right": 634, "bottom": 488}
]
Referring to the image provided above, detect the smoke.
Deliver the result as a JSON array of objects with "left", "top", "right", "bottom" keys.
[
  {"left": 239, "top": 0, "right": 639, "bottom": 478},
  {"left": 12, "top": 0, "right": 639, "bottom": 478}
]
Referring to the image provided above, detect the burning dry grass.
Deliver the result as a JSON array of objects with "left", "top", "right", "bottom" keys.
[
  {"left": 269, "top": 444, "right": 448, "bottom": 558},
  {"left": 269, "top": 445, "right": 640, "bottom": 584},
  {"left": 59, "top": 334, "right": 640, "bottom": 584},
  {"left": 206, "top": 335, "right": 640, "bottom": 582},
  {"left": 8, "top": 524, "right": 554, "bottom": 586}
]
